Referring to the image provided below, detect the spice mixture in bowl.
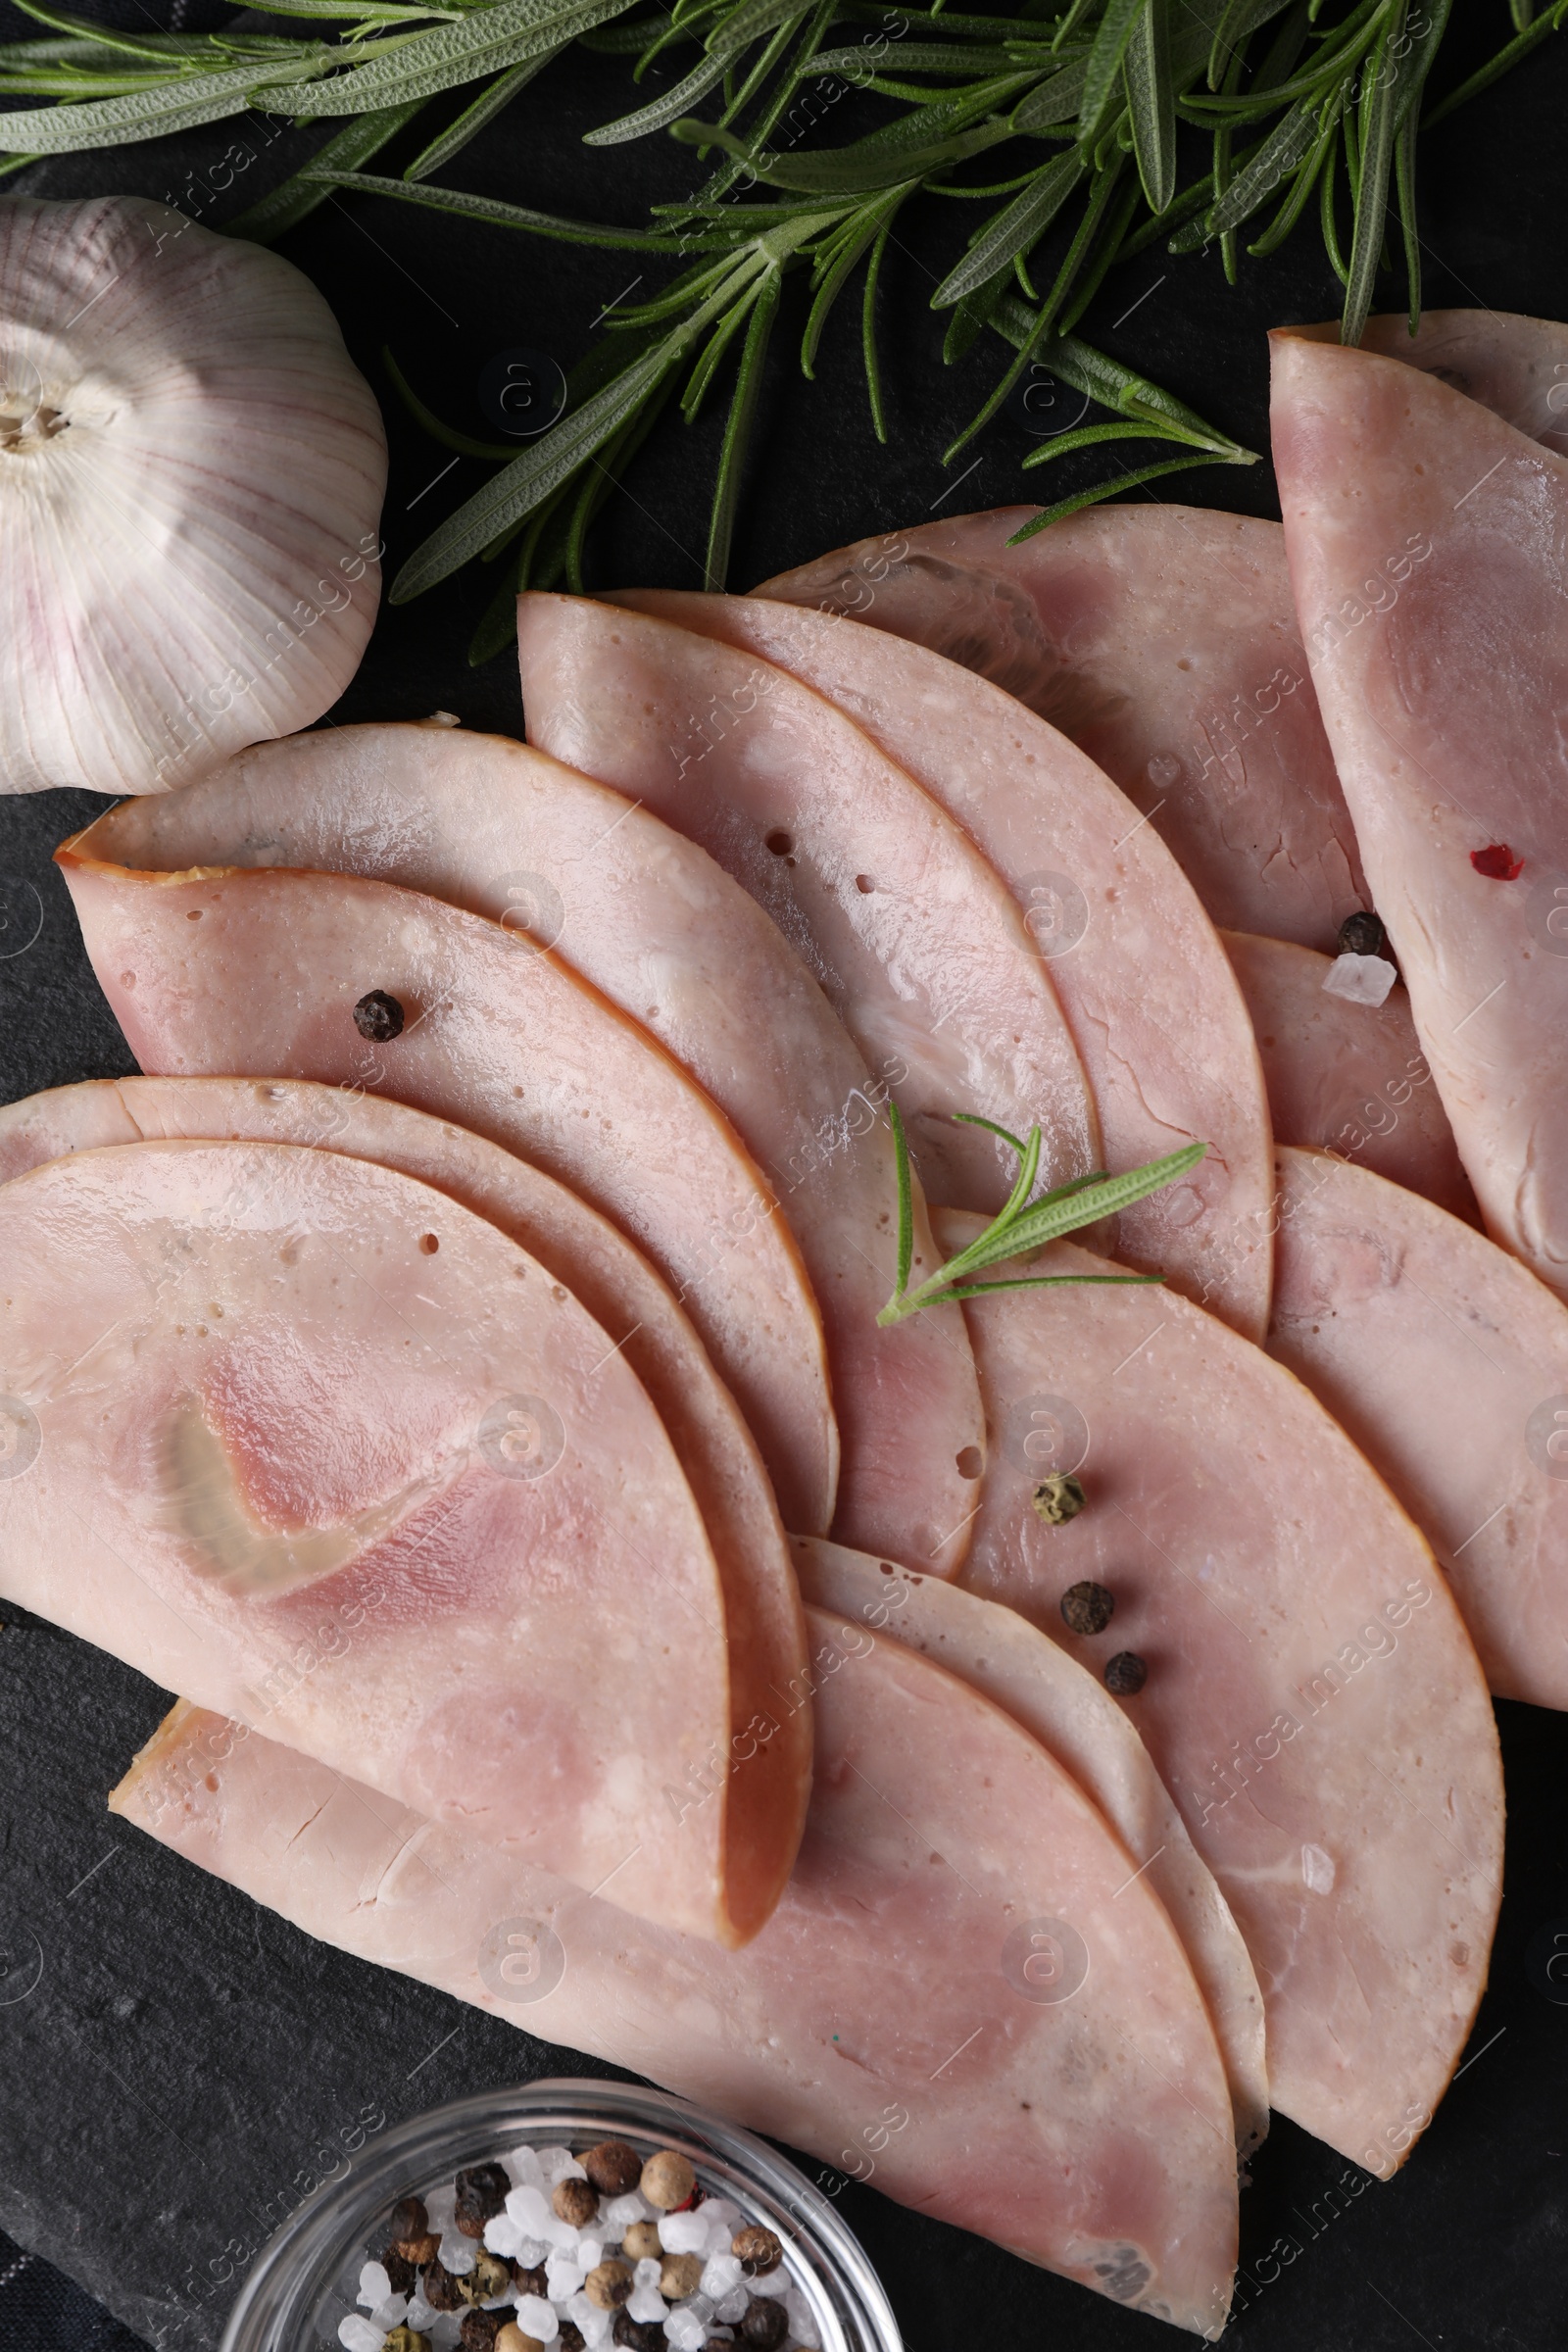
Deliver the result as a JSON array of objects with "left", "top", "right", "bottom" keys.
[{"left": 220, "top": 2082, "right": 901, "bottom": 2352}]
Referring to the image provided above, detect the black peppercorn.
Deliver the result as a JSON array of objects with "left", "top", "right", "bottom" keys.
[
  {"left": 382, "top": 2246, "right": 418, "bottom": 2298},
  {"left": 461, "top": 2310, "right": 516, "bottom": 2352},
  {"left": 1060, "top": 1581, "right": 1115, "bottom": 1637},
  {"left": 559, "top": 2325, "right": 585, "bottom": 2352},
  {"left": 584, "top": 2138, "right": 644, "bottom": 2197},
  {"left": 613, "top": 2318, "right": 665, "bottom": 2352},
  {"left": 512, "top": 2262, "right": 547, "bottom": 2299},
  {"left": 554, "top": 2179, "right": 599, "bottom": 2228},
  {"left": 390, "top": 2196, "right": 429, "bottom": 2242},
  {"left": 1104, "top": 1650, "right": 1148, "bottom": 1695},
  {"left": 353, "top": 988, "right": 406, "bottom": 1043},
  {"left": 1031, "top": 1472, "right": 1086, "bottom": 1526},
  {"left": 740, "top": 2300, "right": 789, "bottom": 2351},
  {"left": 422, "top": 2260, "right": 466, "bottom": 2313},
  {"left": 454, "top": 2163, "right": 511, "bottom": 2238},
  {"left": 1337, "top": 910, "right": 1387, "bottom": 958}
]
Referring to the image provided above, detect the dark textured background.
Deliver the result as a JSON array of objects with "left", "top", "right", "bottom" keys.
[{"left": 2, "top": 9, "right": 1568, "bottom": 2348}]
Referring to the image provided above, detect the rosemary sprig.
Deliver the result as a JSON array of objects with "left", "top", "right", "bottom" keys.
[{"left": 876, "top": 1103, "right": 1205, "bottom": 1324}]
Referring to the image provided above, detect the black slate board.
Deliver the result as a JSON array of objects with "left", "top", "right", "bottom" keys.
[{"left": 3, "top": 16, "right": 1568, "bottom": 2348}]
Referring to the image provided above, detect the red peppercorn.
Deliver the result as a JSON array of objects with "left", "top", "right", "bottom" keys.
[{"left": 1470, "top": 844, "right": 1523, "bottom": 881}]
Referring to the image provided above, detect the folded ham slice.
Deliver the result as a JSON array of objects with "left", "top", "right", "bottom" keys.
[
  {"left": 0, "top": 1137, "right": 778, "bottom": 1942},
  {"left": 1271, "top": 331, "right": 1568, "bottom": 1296},
  {"left": 1269, "top": 1144, "right": 1568, "bottom": 1711},
  {"left": 0, "top": 1074, "right": 811, "bottom": 1912},
  {"left": 757, "top": 509, "right": 1367, "bottom": 950},
  {"left": 937, "top": 1206, "right": 1503, "bottom": 2173},
  {"left": 612, "top": 593, "right": 1272, "bottom": 1342},
  {"left": 57, "top": 845, "right": 836, "bottom": 1538},
  {"left": 70, "top": 726, "right": 981, "bottom": 1572},
  {"left": 791, "top": 1534, "right": 1268, "bottom": 2155},
  {"left": 113, "top": 1610, "right": 1241, "bottom": 2333},
  {"left": 514, "top": 594, "right": 1100, "bottom": 1213},
  {"left": 1292, "top": 309, "right": 1568, "bottom": 455},
  {"left": 1221, "top": 931, "right": 1477, "bottom": 1223}
]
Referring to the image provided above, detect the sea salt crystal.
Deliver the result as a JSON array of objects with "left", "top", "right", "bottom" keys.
[
  {"left": 659, "top": 2211, "right": 709, "bottom": 2256},
  {"left": 750, "top": 2270, "right": 790, "bottom": 2299},
  {"left": 425, "top": 2186, "right": 459, "bottom": 2230},
  {"left": 664, "top": 2307, "right": 708, "bottom": 2351},
  {"left": 1322, "top": 950, "right": 1396, "bottom": 1007},
  {"left": 538, "top": 2145, "right": 587, "bottom": 2184},
  {"left": 428, "top": 2320, "right": 463, "bottom": 2351},
  {"left": 546, "top": 2256, "right": 587, "bottom": 2300},
  {"left": 371, "top": 2295, "right": 410, "bottom": 2330},
  {"left": 634, "top": 2259, "right": 662, "bottom": 2288},
  {"left": 713, "top": 2290, "right": 749, "bottom": 2326},
  {"left": 509, "top": 2184, "right": 554, "bottom": 2233},
  {"left": 700, "top": 2200, "right": 743, "bottom": 2243},
  {"left": 357, "top": 2262, "right": 392, "bottom": 2310},
  {"left": 701, "top": 2256, "right": 743, "bottom": 2300},
  {"left": 485, "top": 2215, "right": 524, "bottom": 2259},
  {"left": 785, "top": 2293, "right": 818, "bottom": 2348},
  {"left": 627, "top": 2284, "right": 668, "bottom": 2324},
  {"left": 599, "top": 2192, "right": 651, "bottom": 2233},
  {"left": 518, "top": 2294, "right": 561, "bottom": 2340},
  {"left": 338, "top": 2320, "right": 382, "bottom": 2352},
  {"left": 506, "top": 2144, "right": 546, "bottom": 2187},
  {"left": 577, "top": 2307, "right": 612, "bottom": 2348},
  {"left": 407, "top": 2294, "right": 438, "bottom": 2329},
  {"left": 437, "top": 2230, "right": 476, "bottom": 2275},
  {"left": 578, "top": 2238, "right": 605, "bottom": 2272},
  {"left": 684, "top": 2293, "right": 714, "bottom": 2327},
  {"left": 514, "top": 2236, "right": 550, "bottom": 2268}
]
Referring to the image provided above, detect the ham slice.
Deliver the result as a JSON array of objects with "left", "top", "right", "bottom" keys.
[
  {"left": 937, "top": 1206, "right": 1503, "bottom": 2172},
  {"left": 757, "top": 509, "right": 1367, "bottom": 950},
  {"left": 57, "top": 845, "right": 836, "bottom": 1539},
  {"left": 1294, "top": 309, "right": 1568, "bottom": 456},
  {"left": 71, "top": 725, "right": 981, "bottom": 1572},
  {"left": 1269, "top": 1144, "right": 1568, "bottom": 1711},
  {"left": 613, "top": 593, "right": 1272, "bottom": 1342},
  {"left": 0, "top": 1137, "right": 778, "bottom": 1943},
  {"left": 1221, "top": 930, "right": 1477, "bottom": 1223},
  {"left": 0, "top": 1073, "right": 811, "bottom": 1902},
  {"left": 1271, "top": 331, "right": 1568, "bottom": 1296},
  {"left": 514, "top": 594, "right": 1100, "bottom": 1212},
  {"left": 791, "top": 1533, "right": 1268, "bottom": 2154},
  {"left": 113, "top": 1610, "right": 1242, "bottom": 2332}
]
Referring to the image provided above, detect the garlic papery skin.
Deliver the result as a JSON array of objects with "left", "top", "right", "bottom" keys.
[{"left": 0, "top": 194, "right": 388, "bottom": 796}]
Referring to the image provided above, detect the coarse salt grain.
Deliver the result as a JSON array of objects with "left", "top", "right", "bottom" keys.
[
  {"left": 750, "top": 2270, "right": 790, "bottom": 2298},
  {"left": 627, "top": 2284, "right": 668, "bottom": 2324},
  {"left": 338, "top": 2320, "right": 382, "bottom": 2352},
  {"left": 518, "top": 2294, "right": 561, "bottom": 2340},
  {"left": 508, "top": 2184, "right": 553, "bottom": 2232},
  {"left": 578, "top": 2238, "right": 605, "bottom": 2271},
  {"left": 664, "top": 2307, "right": 708, "bottom": 2351},
  {"left": 514, "top": 2236, "right": 550, "bottom": 2268},
  {"left": 659, "top": 2212, "right": 709, "bottom": 2256},
  {"left": 701, "top": 2201, "right": 743, "bottom": 2241},
  {"left": 713, "top": 2290, "right": 749, "bottom": 2326},
  {"left": 506, "top": 2144, "right": 546, "bottom": 2187},
  {"left": 546, "top": 2257, "right": 587, "bottom": 2299},
  {"left": 371, "top": 2295, "right": 410, "bottom": 2330},
  {"left": 1322, "top": 951, "right": 1396, "bottom": 1008},
  {"left": 786, "top": 2293, "right": 818, "bottom": 2348},
  {"left": 685, "top": 2293, "right": 715, "bottom": 2326},
  {"left": 702, "top": 2257, "right": 743, "bottom": 2299},
  {"left": 578, "top": 2309, "right": 612, "bottom": 2348},
  {"left": 600, "top": 2192, "right": 652, "bottom": 2232},
  {"left": 408, "top": 2295, "right": 437, "bottom": 2329},
  {"left": 437, "top": 2230, "right": 476, "bottom": 2274},
  {"left": 634, "top": 2258, "right": 662, "bottom": 2287},
  {"left": 485, "top": 2215, "right": 524, "bottom": 2258},
  {"left": 358, "top": 2262, "right": 392, "bottom": 2309},
  {"left": 538, "top": 2146, "right": 586, "bottom": 2184}
]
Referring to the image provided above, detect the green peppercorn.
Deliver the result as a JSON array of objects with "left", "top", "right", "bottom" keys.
[{"left": 1031, "top": 1473, "right": 1086, "bottom": 1525}]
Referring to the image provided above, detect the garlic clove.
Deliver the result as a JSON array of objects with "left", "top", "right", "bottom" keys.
[{"left": 0, "top": 194, "right": 387, "bottom": 797}]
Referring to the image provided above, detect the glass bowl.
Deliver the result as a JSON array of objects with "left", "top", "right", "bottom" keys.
[{"left": 220, "top": 2078, "right": 903, "bottom": 2352}]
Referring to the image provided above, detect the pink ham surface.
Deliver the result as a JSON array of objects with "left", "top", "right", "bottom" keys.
[
  {"left": 1221, "top": 930, "right": 1477, "bottom": 1223},
  {"left": 1269, "top": 1144, "right": 1568, "bottom": 1711},
  {"left": 73, "top": 725, "right": 981, "bottom": 1572},
  {"left": 937, "top": 1207, "right": 1503, "bottom": 2173},
  {"left": 58, "top": 846, "right": 836, "bottom": 1539},
  {"left": 757, "top": 509, "right": 1366, "bottom": 950},
  {"left": 0, "top": 1138, "right": 763, "bottom": 1943},
  {"left": 615, "top": 592, "right": 1272, "bottom": 1342},
  {"left": 113, "top": 1610, "right": 1241, "bottom": 2333},
  {"left": 1293, "top": 309, "right": 1568, "bottom": 455},
  {"left": 514, "top": 593, "right": 1099, "bottom": 1213},
  {"left": 1271, "top": 331, "right": 1568, "bottom": 1296},
  {"left": 792, "top": 1534, "right": 1268, "bottom": 2154},
  {"left": 0, "top": 1074, "right": 811, "bottom": 1927}
]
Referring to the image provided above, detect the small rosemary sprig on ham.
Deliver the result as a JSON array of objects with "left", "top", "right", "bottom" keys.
[{"left": 876, "top": 1103, "right": 1205, "bottom": 1325}]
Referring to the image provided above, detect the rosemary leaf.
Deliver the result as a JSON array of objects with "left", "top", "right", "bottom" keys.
[
  {"left": 1076, "top": 0, "right": 1148, "bottom": 137},
  {"left": 1341, "top": 0, "right": 1401, "bottom": 343},
  {"left": 803, "top": 181, "right": 908, "bottom": 368},
  {"left": 402, "top": 49, "right": 552, "bottom": 173},
  {"left": 1393, "top": 93, "right": 1418, "bottom": 325},
  {"left": 1205, "top": 0, "right": 1291, "bottom": 85},
  {"left": 0, "top": 48, "right": 332, "bottom": 151},
  {"left": 1017, "top": 415, "right": 1194, "bottom": 464},
  {"left": 1122, "top": 0, "right": 1174, "bottom": 210},
  {"left": 706, "top": 260, "right": 781, "bottom": 586},
  {"left": 302, "top": 163, "right": 688, "bottom": 243},
  {"left": 932, "top": 146, "right": 1083, "bottom": 305},
  {"left": 226, "top": 98, "right": 426, "bottom": 239},
  {"left": 1005, "top": 450, "right": 1238, "bottom": 534},
  {"left": 305, "top": 0, "right": 629, "bottom": 110},
  {"left": 1203, "top": 88, "right": 1316, "bottom": 230},
  {"left": 861, "top": 205, "right": 893, "bottom": 435}
]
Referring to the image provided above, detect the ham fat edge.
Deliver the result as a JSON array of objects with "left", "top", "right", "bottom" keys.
[
  {"left": 0, "top": 1135, "right": 801, "bottom": 1945},
  {"left": 0, "top": 1073, "right": 813, "bottom": 1937},
  {"left": 111, "top": 1613, "right": 1241, "bottom": 2334},
  {"left": 72, "top": 728, "right": 983, "bottom": 1574}
]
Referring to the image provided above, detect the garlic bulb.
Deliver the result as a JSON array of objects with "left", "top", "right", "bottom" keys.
[{"left": 0, "top": 195, "right": 387, "bottom": 797}]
